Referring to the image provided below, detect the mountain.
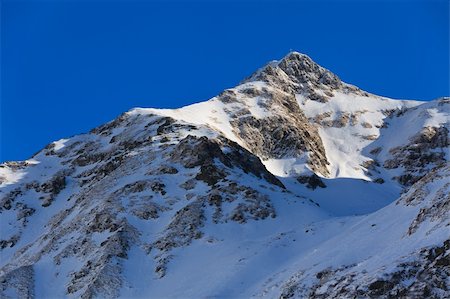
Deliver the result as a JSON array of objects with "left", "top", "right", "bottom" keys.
[{"left": 0, "top": 52, "right": 448, "bottom": 298}]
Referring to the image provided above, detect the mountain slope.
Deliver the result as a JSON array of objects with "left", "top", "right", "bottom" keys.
[
  {"left": 1, "top": 52, "right": 449, "bottom": 298},
  {"left": 256, "top": 164, "right": 450, "bottom": 298}
]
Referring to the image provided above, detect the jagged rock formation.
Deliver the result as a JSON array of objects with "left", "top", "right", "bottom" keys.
[
  {"left": 217, "top": 84, "right": 330, "bottom": 176},
  {"left": 384, "top": 125, "right": 448, "bottom": 186},
  {"left": 243, "top": 52, "right": 362, "bottom": 101},
  {"left": 0, "top": 112, "right": 300, "bottom": 298},
  {"left": 0, "top": 52, "right": 449, "bottom": 298}
]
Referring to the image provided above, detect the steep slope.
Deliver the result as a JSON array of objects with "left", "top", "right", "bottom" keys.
[
  {"left": 0, "top": 52, "right": 448, "bottom": 298},
  {"left": 300, "top": 91, "right": 449, "bottom": 184},
  {"left": 0, "top": 111, "right": 327, "bottom": 298},
  {"left": 141, "top": 52, "right": 448, "bottom": 185},
  {"left": 366, "top": 98, "right": 449, "bottom": 186},
  {"left": 135, "top": 52, "right": 448, "bottom": 215},
  {"left": 256, "top": 165, "right": 450, "bottom": 298}
]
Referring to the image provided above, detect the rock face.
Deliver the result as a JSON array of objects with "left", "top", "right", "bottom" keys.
[
  {"left": 245, "top": 52, "right": 343, "bottom": 100},
  {"left": 280, "top": 240, "right": 450, "bottom": 299},
  {"left": 217, "top": 84, "right": 330, "bottom": 176},
  {"left": 0, "top": 112, "right": 293, "bottom": 298},
  {"left": 384, "top": 126, "right": 449, "bottom": 186},
  {"left": 296, "top": 78, "right": 449, "bottom": 182},
  {"left": 169, "top": 134, "right": 284, "bottom": 188},
  {"left": 0, "top": 52, "right": 449, "bottom": 298}
]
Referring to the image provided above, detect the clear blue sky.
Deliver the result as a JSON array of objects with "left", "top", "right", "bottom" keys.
[{"left": 1, "top": 0, "right": 449, "bottom": 162}]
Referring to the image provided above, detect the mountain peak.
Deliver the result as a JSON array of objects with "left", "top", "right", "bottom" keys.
[
  {"left": 1, "top": 51, "right": 449, "bottom": 299},
  {"left": 243, "top": 51, "right": 344, "bottom": 101},
  {"left": 279, "top": 51, "right": 314, "bottom": 67},
  {"left": 277, "top": 51, "right": 341, "bottom": 87},
  {"left": 241, "top": 51, "right": 344, "bottom": 102}
]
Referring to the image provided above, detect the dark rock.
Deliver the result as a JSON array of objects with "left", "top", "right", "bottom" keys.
[
  {"left": 195, "top": 164, "right": 226, "bottom": 186},
  {"left": 171, "top": 135, "right": 284, "bottom": 188},
  {"left": 373, "top": 178, "right": 385, "bottom": 184},
  {"left": 384, "top": 126, "right": 449, "bottom": 186},
  {"left": 297, "top": 174, "right": 326, "bottom": 189},
  {"left": 156, "top": 117, "right": 176, "bottom": 135},
  {"left": 0, "top": 188, "right": 22, "bottom": 211},
  {"left": 151, "top": 182, "right": 166, "bottom": 195},
  {"left": 156, "top": 165, "right": 178, "bottom": 174}
]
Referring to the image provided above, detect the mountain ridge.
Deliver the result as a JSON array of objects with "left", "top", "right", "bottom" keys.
[{"left": 1, "top": 52, "right": 449, "bottom": 298}]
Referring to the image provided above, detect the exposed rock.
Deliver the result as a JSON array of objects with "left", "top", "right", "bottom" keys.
[
  {"left": 369, "top": 147, "right": 382, "bottom": 155},
  {"left": 297, "top": 174, "right": 327, "bottom": 190},
  {"left": 180, "top": 179, "right": 197, "bottom": 190},
  {"left": 0, "top": 52, "right": 448, "bottom": 299},
  {"left": 385, "top": 126, "right": 449, "bottom": 186},
  {"left": 170, "top": 135, "right": 285, "bottom": 188},
  {"left": 156, "top": 117, "right": 176, "bottom": 135},
  {"left": 331, "top": 112, "right": 350, "bottom": 128},
  {"left": 90, "top": 113, "right": 128, "bottom": 135},
  {"left": 153, "top": 200, "right": 205, "bottom": 252},
  {"left": 402, "top": 168, "right": 450, "bottom": 235},
  {"left": 0, "top": 235, "right": 19, "bottom": 250},
  {"left": 150, "top": 181, "right": 166, "bottom": 195},
  {"left": 72, "top": 235, "right": 132, "bottom": 297},
  {"left": 72, "top": 144, "right": 107, "bottom": 167},
  {"left": 310, "top": 111, "right": 332, "bottom": 125},
  {"left": 349, "top": 110, "right": 368, "bottom": 126},
  {"left": 77, "top": 155, "right": 125, "bottom": 185},
  {"left": 0, "top": 161, "right": 29, "bottom": 171},
  {"left": 0, "top": 188, "right": 22, "bottom": 211},
  {"left": 361, "top": 134, "right": 378, "bottom": 141},
  {"left": 169, "top": 135, "right": 225, "bottom": 168},
  {"left": 279, "top": 239, "right": 450, "bottom": 299},
  {"left": 0, "top": 265, "right": 35, "bottom": 299},
  {"left": 39, "top": 169, "right": 72, "bottom": 207},
  {"left": 154, "top": 255, "right": 173, "bottom": 278},
  {"left": 132, "top": 204, "right": 158, "bottom": 219},
  {"left": 373, "top": 178, "right": 385, "bottom": 184},
  {"left": 195, "top": 164, "right": 227, "bottom": 186},
  {"left": 220, "top": 54, "right": 332, "bottom": 177},
  {"left": 16, "top": 204, "right": 35, "bottom": 221},
  {"left": 155, "top": 165, "right": 178, "bottom": 174},
  {"left": 228, "top": 91, "right": 330, "bottom": 177}
]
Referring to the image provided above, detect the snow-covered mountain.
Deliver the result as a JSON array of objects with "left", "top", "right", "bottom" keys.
[{"left": 1, "top": 52, "right": 448, "bottom": 298}]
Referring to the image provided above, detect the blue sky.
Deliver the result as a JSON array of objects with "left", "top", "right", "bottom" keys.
[{"left": 1, "top": 0, "right": 449, "bottom": 162}]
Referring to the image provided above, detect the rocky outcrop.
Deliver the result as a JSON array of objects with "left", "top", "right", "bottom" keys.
[
  {"left": 384, "top": 126, "right": 449, "bottom": 186},
  {"left": 296, "top": 174, "right": 326, "bottom": 190},
  {"left": 0, "top": 265, "right": 35, "bottom": 299},
  {"left": 39, "top": 169, "right": 71, "bottom": 207},
  {"left": 392, "top": 165, "right": 450, "bottom": 236},
  {"left": 244, "top": 52, "right": 367, "bottom": 102},
  {"left": 273, "top": 164, "right": 450, "bottom": 299},
  {"left": 0, "top": 52, "right": 448, "bottom": 299},
  {"left": 170, "top": 134, "right": 285, "bottom": 188},
  {"left": 279, "top": 239, "right": 450, "bottom": 299},
  {"left": 217, "top": 81, "right": 330, "bottom": 177},
  {"left": 0, "top": 111, "right": 291, "bottom": 295}
]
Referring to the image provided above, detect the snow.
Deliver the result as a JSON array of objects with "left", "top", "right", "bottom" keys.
[
  {"left": 296, "top": 92, "right": 423, "bottom": 180},
  {"left": 1, "top": 52, "right": 448, "bottom": 298},
  {"left": 262, "top": 157, "right": 309, "bottom": 177},
  {"left": 252, "top": 167, "right": 450, "bottom": 297},
  {"left": 281, "top": 176, "right": 401, "bottom": 216},
  {"left": 129, "top": 99, "right": 242, "bottom": 149},
  {"left": 53, "top": 138, "right": 69, "bottom": 151},
  {"left": 0, "top": 166, "right": 27, "bottom": 187},
  {"left": 365, "top": 100, "right": 450, "bottom": 165},
  {"left": 129, "top": 82, "right": 285, "bottom": 157}
]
